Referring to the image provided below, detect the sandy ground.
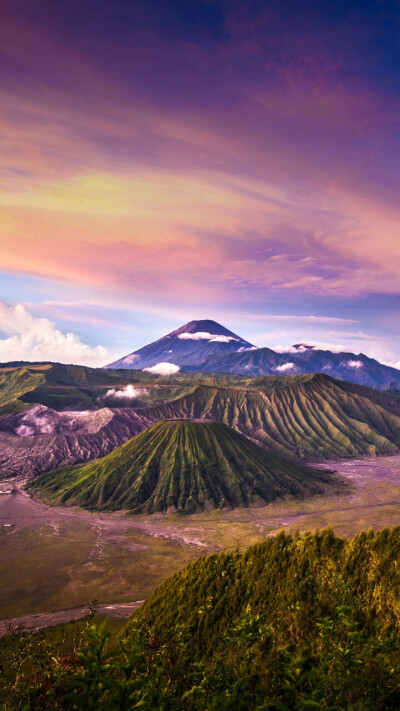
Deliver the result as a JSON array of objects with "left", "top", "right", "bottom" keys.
[
  {"left": 3, "top": 456, "right": 400, "bottom": 547},
  {"left": 3, "top": 456, "right": 400, "bottom": 632},
  {"left": 0, "top": 600, "right": 143, "bottom": 638},
  {"left": 0, "top": 479, "right": 209, "bottom": 547}
]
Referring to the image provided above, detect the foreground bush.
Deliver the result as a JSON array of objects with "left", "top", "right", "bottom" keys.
[{"left": 3, "top": 527, "right": 400, "bottom": 709}]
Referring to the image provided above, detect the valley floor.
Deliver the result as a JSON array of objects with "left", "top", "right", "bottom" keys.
[{"left": 2, "top": 456, "right": 400, "bottom": 623}]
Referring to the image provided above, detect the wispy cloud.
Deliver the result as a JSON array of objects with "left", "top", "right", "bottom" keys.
[
  {"left": 143, "top": 362, "right": 180, "bottom": 375},
  {"left": 274, "top": 362, "right": 296, "bottom": 372},
  {"left": 229, "top": 314, "right": 357, "bottom": 324}
]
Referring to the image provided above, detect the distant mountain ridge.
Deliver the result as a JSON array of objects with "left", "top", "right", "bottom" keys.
[{"left": 106, "top": 319, "right": 400, "bottom": 390}]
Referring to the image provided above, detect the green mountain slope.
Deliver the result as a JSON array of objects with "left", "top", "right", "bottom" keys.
[
  {"left": 142, "top": 373, "right": 400, "bottom": 459},
  {"left": 0, "top": 363, "right": 201, "bottom": 414},
  {"left": 28, "top": 420, "right": 334, "bottom": 513},
  {"left": 117, "top": 527, "right": 400, "bottom": 708},
  {"left": 0, "top": 366, "right": 46, "bottom": 417},
  {"left": 7, "top": 528, "right": 400, "bottom": 709},
  {"left": 134, "top": 527, "right": 400, "bottom": 650}
]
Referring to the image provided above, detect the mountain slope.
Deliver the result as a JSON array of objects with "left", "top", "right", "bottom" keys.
[
  {"left": 106, "top": 319, "right": 254, "bottom": 369},
  {"left": 183, "top": 346, "right": 300, "bottom": 375},
  {"left": 28, "top": 420, "right": 334, "bottom": 512},
  {"left": 141, "top": 373, "right": 400, "bottom": 459},
  {"left": 10, "top": 529, "right": 400, "bottom": 709},
  {"left": 0, "top": 366, "right": 47, "bottom": 417},
  {"left": 2, "top": 369, "right": 400, "bottom": 475},
  {"left": 0, "top": 406, "right": 150, "bottom": 476},
  {"left": 0, "top": 363, "right": 195, "bottom": 415},
  {"left": 118, "top": 528, "right": 400, "bottom": 708}
]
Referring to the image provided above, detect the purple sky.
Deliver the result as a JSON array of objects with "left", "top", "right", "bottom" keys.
[{"left": 0, "top": 0, "right": 399, "bottom": 366}]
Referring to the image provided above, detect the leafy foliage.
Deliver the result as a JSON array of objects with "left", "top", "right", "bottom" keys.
[{"left": 4, "top": 528, "right": 400, "bottom": 708}]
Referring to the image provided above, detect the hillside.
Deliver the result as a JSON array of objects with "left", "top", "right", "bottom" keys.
[
  {"left": 8, "top": 528, "right": 400, "bottom": 710},
  {"left": 104, "top": 317, "right": 400, "bottom": 389},
  {"left": 0, "top": 363, "right": 200, "bottom": 416},
  {"left": 27, "top": 421, "right": 334, "bottom": 513},
  {"left": 135, "top": 527, "right": 400, "bottom": 654},
  {"left": 0, "top": 366, "right": 46, "bottom": 418},
  {"left": 3, "top": 370, "right": 400, "bottom": 476},
  {"left": 184, "top": 345, "right": 298, "bottom": 376},
  {"left": 184, "top": 343, "right": 400, "bottom": 389},
  {"left": 142, "top": 373, "right": 400, "bottom": 459},
  {"left": 122, "top": 527, "right": 400, "bottom": 708}
]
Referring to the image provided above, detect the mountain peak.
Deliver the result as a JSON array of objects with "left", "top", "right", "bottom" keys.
[
  {"left": 172, "top": 319, "right": 233, "bottom": 336},
  {"left": 106, "top": 319, "right": 253, "bottom": 370}
]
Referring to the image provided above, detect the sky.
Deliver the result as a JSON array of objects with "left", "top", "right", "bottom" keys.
[{"left": 1, "top": 0, "right": 400, "bottom": 367}]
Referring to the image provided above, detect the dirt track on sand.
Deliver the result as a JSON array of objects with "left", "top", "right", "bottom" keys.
[
  {"left": 0, "top": 479, "right": 209, "bottom": 547},
  {"left": 0, "top": 600, "right": 143, "bottom": 637}
]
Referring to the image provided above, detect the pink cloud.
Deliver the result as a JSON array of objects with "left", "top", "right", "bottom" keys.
[{"left": 0, "top": 0, "right": 399, "bottom": 317}]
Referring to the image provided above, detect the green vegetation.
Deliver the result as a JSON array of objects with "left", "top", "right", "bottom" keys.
[
  {"left": 28, "top": 421, "right": 334, "bottom": 513},
  {"left": 144, "top": 373, "right": 400, "bottom": 459},
  {"left": 4, "top": 527, "right": 400, "bottom": 709},
  {"left": 0, "top": 364, "right": 197, "bottom": 414},
  {"left": 2, "top": 365, "right": 400, "bottom": 463},
  {"left": 0, "top": 367, "right": 46, "bottom": 417}
]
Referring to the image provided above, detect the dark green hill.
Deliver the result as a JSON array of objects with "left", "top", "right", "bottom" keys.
[
  {"left": 118, "top": 527, "right": 400, "bottom": 709},
  {"left": 28, "top": 420, "right": 334, "bottom": 513},
  {"left": 6, "top": 528, "right": 400, "bottom": 710},
  {"left": 134, "top": 527, "right": 400, "bottom": 651},
  {"left": 0, "top": 363, "right": 243, "bottom": 416}
]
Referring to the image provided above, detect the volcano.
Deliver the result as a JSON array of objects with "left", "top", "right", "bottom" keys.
[
  {"left": 106, "top": 319, "right": 255, "bottom": 370},
  {"left": 29, "top": 420, "right": 334, "bottom": 513}
]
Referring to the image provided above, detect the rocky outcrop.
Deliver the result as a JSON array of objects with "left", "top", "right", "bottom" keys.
[{"left": 0, "top": 406, "right": 151, "bottom": 476}]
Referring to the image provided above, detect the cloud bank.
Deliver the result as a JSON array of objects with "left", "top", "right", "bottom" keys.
[
  {"left": 104, "top": 384, "right": 148, "bottom": 399},
  {"left": 142, "top": 362, "right": 180, "bottom": 375},
  {"left": 122, "top": 354, "right": 140, "bottom": 365},
  {"left": 178, "top": 332, "right": 238, "bottom": 343},
  {"left": 275, "top": 362, "right": 296, "bottom": 372},
  {"left": 0, "top": 302, "right": 107, "bottom": 366},
  {"left": 178, "top": 331, "right": 215, "bottom": 340},
  {"left": 343, "top": 360, "right": 364, "bottom": 369}
]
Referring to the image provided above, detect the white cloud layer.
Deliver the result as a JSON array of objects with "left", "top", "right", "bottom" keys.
[
  {"left": 123, "top": 354, "right": 139, "bottom": 364},
  {"left": 275, "top": 362, "right": 295, "bottom": 372},
  {"left": 104, "top": 384, "right": 148, "bottom": 398},
  {"left": 275, "top": 341, "right": 351, "bottom": 355},
  {"left": 0, "top": 302, "right": 108, "bottom": 366},
  {"left": 275, "top": 344, "right": 312, "bottom": 354},
  {"left": 143, "top": 362, "right": 180, "bottom": 375},
  {"left": 209, "top": 335, "right": 238, "bottom": 343},
  {"left": 178, "top": 331, "right": 214, "bottom": 340},
  {"left": 344, "top": 359, "right": 364, "bottom": 369},
  {"left": 178, "top": 331, "right": 239, "bottom": 343}
]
